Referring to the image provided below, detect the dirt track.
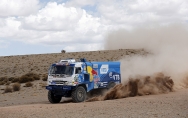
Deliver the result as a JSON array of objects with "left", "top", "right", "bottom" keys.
[{"left": 0, "top": 88, "right": 187, "bottom": 118}]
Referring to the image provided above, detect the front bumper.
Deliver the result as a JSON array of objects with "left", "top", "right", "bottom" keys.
[{"left": 46, "top": 85, "right": 76, "bottom": 97}]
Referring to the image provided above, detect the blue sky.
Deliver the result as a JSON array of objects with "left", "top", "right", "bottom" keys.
[{"left": 0, "top": 0, "right": 188, "bottom": 56}]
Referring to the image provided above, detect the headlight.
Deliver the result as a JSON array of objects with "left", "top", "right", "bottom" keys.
[
  {"left": 65, "top": 80, "right": 77, "bottom": 85},
  {"left": 74, "top": 75, "right": 78, "bottom": 82}
]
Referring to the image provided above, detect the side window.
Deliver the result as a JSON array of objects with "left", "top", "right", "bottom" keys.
[
  {"left": 48, "top": 66, "right": 52, "bottom": 74},
  {"left": 75, "top": 67, "right": 81, "bottom": 74},
  {"left": 50, "top": 66, "right": 56, "bottom": 74}
]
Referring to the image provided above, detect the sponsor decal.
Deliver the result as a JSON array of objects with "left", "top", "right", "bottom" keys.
[
  {"left": 87, "top": 66, "right": 94, "bottom": 82},
  {"left": 87, "top": 66, "right": 100, "bottom": 88},
  {"left": 93, "top": 64, "right": 98, "bottom": 68},
  {"left": 100, "top": 65, "right": 109, "bottom": 74}
]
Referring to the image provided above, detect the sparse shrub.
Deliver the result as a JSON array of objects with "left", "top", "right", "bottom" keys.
[
  {"left": 5, "top": 81, "right": 11, "bottom": 85},
  {"left": 0, "top": 81, "right": 5, "bottom": 85},
  {"left": 33, "top": 74, "right": 40, "bottom": 80},
  {"left": 11, "top": 77, "right": 19, "bottom": 83},
  {"left": 0, "top": 77, "right": 8, "bottom": 82},
  {"left": 25, "top": 82, "right": 33, "bottom": 87},
  {"left": 8, "top": 77, "right": 14, "bottom": 81},
  {"left": 18, "top": 73, "right": 40, "bottom": 83},
  {"left": 25, "top": 73, "right": 40, "bottom": 80},
  {"left": 61, "top": 50, "right": 66, "bottom": 53},
  {"left": 42, "top": 75, "right": 48, "bottom": 81},
  {"left": 19, "top": 75, "right": 34, "bottom": 83},
  {"left": 4, "top": 86, "right": 12, "bottom": 93},
  {"left": 0, "top": 77, "right": 11, "bottom": 85},
  {"left": 12, "top": 83, "right": 21, "bottom": 91},
  {"left": 0, "top": 77, "right": 4, "bottom": 82}
]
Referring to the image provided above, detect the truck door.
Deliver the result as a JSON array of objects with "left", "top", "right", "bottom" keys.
[{"left": 82, "top": 62, "right": 94, "bottom": 92}]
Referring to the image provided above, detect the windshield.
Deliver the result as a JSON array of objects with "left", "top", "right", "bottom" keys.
[{"left": 49, "top": 65, "right": 74, "bottom": 75}]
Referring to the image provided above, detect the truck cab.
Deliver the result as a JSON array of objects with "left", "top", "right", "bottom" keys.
[{"left": 46, "top": 58, "right": 121, "bottom": 103}]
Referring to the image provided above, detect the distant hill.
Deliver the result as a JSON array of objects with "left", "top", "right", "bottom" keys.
[{"left": 0, "top": 49, "right": 147, "bottom": 78}]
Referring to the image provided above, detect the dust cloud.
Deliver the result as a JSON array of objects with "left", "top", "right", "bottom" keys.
[
  {"left": 105, "top": 24, "right": 188, "bottom": 89},
  {"left": 87, "top": 73, "right": 174, "bottom": 102},
  {"left": 87, "top": 24, "right": 188, "bottom": 101}
]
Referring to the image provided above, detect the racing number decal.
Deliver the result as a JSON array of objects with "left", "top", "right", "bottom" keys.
[
  {"left": 109, "top": 72, "right": 120, "bottom": 80},
  {"left": 113, "top": 75, "right": 120, "bottom": 80}
]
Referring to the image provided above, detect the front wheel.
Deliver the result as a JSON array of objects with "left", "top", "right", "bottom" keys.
[
  {"left": 48, "top": 91, "right": 62, "bottom": 103},
  {"left": 71, "top": 86, "right": 86, "bottom": 103}
]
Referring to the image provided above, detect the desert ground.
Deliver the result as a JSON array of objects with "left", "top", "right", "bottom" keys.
[
  {"left": 0, "top": 49, "right": 188, "bottom": 118},
  {"left": 0, "top": 86, "right": 187, "bottom": 118}
]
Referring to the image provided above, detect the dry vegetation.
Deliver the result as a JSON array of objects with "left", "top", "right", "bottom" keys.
[
  {"left": 24, "top": 82, "right": 33, "bottom": 87},
  {"left": 42, "top": 75, "right": 48, "bottom": 81},
  {"left": 12, "top": 83, "right": 21, "bottom": 91},
  {"left": 19, "top": 73, "right": 40, "bottom": 83}
]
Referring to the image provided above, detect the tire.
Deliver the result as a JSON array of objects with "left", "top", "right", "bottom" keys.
[
  {"left": 48, "top": 91, "right": 62, "bottom": 103},
  {"left": 107, "top": 82, "right": 116, "bottom": 89},
  {"left": 71, "top": 86, "right": 86, "bottom": 103}
]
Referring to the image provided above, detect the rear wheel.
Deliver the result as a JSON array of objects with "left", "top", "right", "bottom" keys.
[
  {"left": 48, "top": 91, "right": 62, "bottom": 103},
  {"left": 71, "top": 86, "right": 86, "bottom": 103}
]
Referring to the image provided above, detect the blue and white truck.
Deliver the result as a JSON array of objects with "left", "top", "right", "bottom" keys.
[{"left": 46, "top": 58, "right": 121, "bottom": 103}]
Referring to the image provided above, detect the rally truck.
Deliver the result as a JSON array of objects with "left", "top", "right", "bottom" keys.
[{"left": 46, "top": 58, "right": 121, "bottom": 103}]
